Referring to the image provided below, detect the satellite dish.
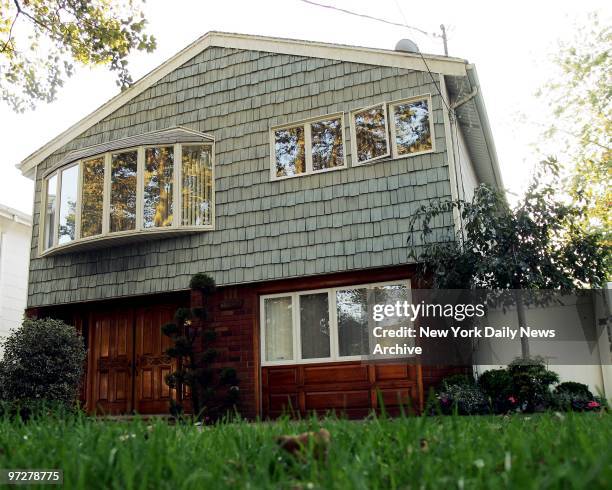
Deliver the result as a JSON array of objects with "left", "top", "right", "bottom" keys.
[{"left": 394, "top": 39, "right": 420, "bottom": 54}]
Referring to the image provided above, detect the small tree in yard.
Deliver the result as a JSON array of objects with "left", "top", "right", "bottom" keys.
[
  {"left": 409, "top": 158, "right": 610, "bottom": 357},
  {"left": 163, "top": 273, "right": 239, "bottom": 421},
  {"left": 0, "top": 318, "right": 86, "bottom": 410}
]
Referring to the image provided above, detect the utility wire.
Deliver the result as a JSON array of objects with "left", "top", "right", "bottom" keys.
[
  {"left": 298, "top": 0, "right": 441, "bottom": 38},
  {"left": 392, "top": 0, "right": 452, "bottom": 113},
  {"left": 298, "top": 0, "right": 453, "bottom": 114}
]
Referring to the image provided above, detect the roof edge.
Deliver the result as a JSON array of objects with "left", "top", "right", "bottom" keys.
[
  {"left": 17, "top": 31, "right": 468, "bottom": 178},
  {"left": 466, "top": 64, "right": 504, "bottom": 190},
  {"left": 0, "top": 203, "right": 32, "bottom": 225}
]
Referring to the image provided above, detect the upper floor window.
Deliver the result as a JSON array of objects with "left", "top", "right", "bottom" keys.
[
  {"left": 41, "top": 142, "right": 214, "bottom": 254},
  {"left": 350, "top": 103, "right": 390, "bottom": 165},
  {"left": 389, "top": 96, "right": 434, "bottom": 156},
  {"left": 271, "top": 113, "right": 346, "bottom": 180},
  {"left": 272, "top": 96, "right": 434, "bottom": 178}
]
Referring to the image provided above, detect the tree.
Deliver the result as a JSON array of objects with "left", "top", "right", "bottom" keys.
[
  {"left": 409, "top": 159, "right": 610, "bottom": 357},
  {"left": 1, "top": 0, "right": 156, "bottom": 112},
  {"left": 0, "top": 318, "right": 86, "bottom": 408},
  {"left": 537, "top": 12, "right": 611, "bottom": 240},
  {"left": 162, "top": 273, "right": 239, "bottom": 421}
]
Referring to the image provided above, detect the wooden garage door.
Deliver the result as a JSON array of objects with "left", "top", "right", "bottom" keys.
[{"left": 261, "top": 362, "right": 422, "bottom": 418}]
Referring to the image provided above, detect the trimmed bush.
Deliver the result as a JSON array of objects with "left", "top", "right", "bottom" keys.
[
  {"left": 0, "top": 318, "right": 86, "bottom": 409},
  {"left": 508, "top": 357, "right": 559, "bottom": 412},
  {"left": 552, "top": 382, "right": 605, "bottom": 411},
  {"left": 189, "top": 273, "right": 216, "bottom": 294},
  {"left": 555, "top": 381, "right": 592, "bottom": 398},
  {"left": 478, "top": 369, "right": 515, "bottom": 412}
]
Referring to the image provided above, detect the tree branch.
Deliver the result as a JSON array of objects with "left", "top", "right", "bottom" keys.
[
  {"left": 13, "top": 0, "right": 54, "bottom": 35},
  {"left": 0, "top": 11, "right": 20, "bottom": 54}
]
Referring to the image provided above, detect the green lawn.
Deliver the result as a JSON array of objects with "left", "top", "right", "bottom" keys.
[{"left": 1, "top": 412, "right": 610, "bottom": 489}]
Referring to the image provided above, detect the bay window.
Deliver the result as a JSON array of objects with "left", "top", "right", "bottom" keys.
[
  {"left": 81, "top": 157, "right": 105, "bottom": 238},
  {"left": 57, "top": 165, "right": 79, "bottom": 245},
  {"left": 181, "top": 145, "right": 213, "bottom": 226},
  {"left": 110, "top": 150, "right": 138, "bottom": 232},
  {"left": 144, "top": 146, "right": 174, "bottom": 228},
  {"left": 40, "top": 141, "right": 214, "bottom": 254},
  {"left": 261, "top": 281, "right": 411, "bottom": 365},
  {"left": 43, "top": 174, "right": 57, "bottom": 249}
]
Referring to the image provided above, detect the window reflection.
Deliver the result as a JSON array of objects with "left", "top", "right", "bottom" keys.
[
  {"left": 144, "top": 146, "right": 174, "bottom": 228},
  {"left": 393, "top": 99, "right": 432, "bottom": 154},
  {"left": 110, "top": 151, "right": 137, "bottom": 232},
  {"left": 81, "top": 157, "right": 104, "bottom": 238},
  {"left": 58, "top": 165, "right": 78, "bottom": 245},
  {"left": 336, "top": 288, "right": 370, "bottom": 356},
  {"left": 43, "top": 175, "right": 57, "bottom": 249},
  {"left": 300, "top": 293, "right": 330, "bottom": 359},
  {"left": 353, "top": 105, "right": 389, "bottom": 163},
  {"left": 311, "top": 118, "right": 344, "bottom": 171},
  {"left": 274, "top": 126, "right": 305, "bottom": 177}
]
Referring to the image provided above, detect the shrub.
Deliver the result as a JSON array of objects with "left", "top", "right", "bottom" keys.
[
  {"left": 552, "top": 382, "right": 606, "bottom": 412},
  {"left": 0, "top": 318, "right": 86, "bottom": 410},
  {"left": 189, "top": 273, "right": 216, "bottom": 294},
  {"left": 163, "top": 274, "right": 239, "bottom": 422},
  {"left": 555, "top": 381, "right": 592, "bottom": 398},
  {"left": 551, "top": 391, "right": 605, "bottom": 412},
  {"left": 437, "top": 383, "right": 490, "bottom": 415},
  {"left": 441, "top": 373, "right": 475, "bottom": 389},
  {"left": 478, "top": 369, "right": 515, "bottom": 412},
  {"left": 508, "top": 357, "right": 559, "bottom": 412}
]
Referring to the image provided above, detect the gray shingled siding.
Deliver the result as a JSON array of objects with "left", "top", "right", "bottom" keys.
[{"left": 28, "top": 47, "right": 455, "bottom": 308}]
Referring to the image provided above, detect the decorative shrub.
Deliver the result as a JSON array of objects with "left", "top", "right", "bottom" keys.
[
  {"left": 555, "top": 381, "right": 592, "bottom": 397},
  {"left": 507, "top": 357, "right": 559, "bottom": 412},
  {"left": 551, "top": 391, "right": 603, "bottom": 412},
  {"left": 437, "top": 383, "right": 490, "bottom": 415},
  {"left": 441, "top": 374, "right": 475, "bottom": 389},
  {"left": 478, "top": 369, "right": 515, "bottom": 412},
  {"left": 0, "top": 318, "right": 86, "bottom": 410},
  {"left": 163, "top": 273, "right": 239, "bottom": 422},
  {"left": 552, "top": 382, "right": 605, "bottom": 411},
  {"left": 189, "top": 273, "right": 217, "bottom": 294},
  {"left": 437, "top": 362, "right": 606, "bottom": 416}
]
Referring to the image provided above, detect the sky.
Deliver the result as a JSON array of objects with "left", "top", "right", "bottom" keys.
[{"left": 0, "top": 0, "right": 608, "bottom": 215}]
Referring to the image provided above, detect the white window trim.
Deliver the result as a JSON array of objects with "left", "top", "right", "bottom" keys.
[
  {"left": 389, "top": 94, "right": 436, "bottom": 159},
  {"left": 260, "top": 279, "right": 412, "bottom": 367},
  {"left": 349, "top": 102, "right": 391, "bottom": 166},
  {"left": 39, "top": 142, "right": 215, "bottom": 256},
  {"left": 270, "top": 112, "right": 347, "bottom": 181}
]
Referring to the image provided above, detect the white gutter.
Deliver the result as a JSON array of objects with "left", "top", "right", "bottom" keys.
[{"left": 465, "top": 64, "right": 504, "bottom": 190}]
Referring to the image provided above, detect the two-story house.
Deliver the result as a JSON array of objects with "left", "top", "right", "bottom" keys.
[{"left": 17, "top": 32, "right": 502, "bottom": 417}]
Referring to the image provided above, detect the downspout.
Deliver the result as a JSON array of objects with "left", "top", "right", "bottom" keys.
[{"left": 451, "top": 86, "right": 478, "bottom": 110}]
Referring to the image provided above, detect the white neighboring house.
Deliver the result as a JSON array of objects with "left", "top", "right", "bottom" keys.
[{"left": 0, "top": 204, "right": 31, "bottom": 352}]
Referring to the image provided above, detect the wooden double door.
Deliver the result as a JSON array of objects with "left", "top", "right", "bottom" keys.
[{"left": 87, "top": 305, "right": 176, "bottom": 415}]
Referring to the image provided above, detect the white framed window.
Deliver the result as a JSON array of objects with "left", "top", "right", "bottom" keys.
[
  {"left": 260, "top": 280, "right": 412, "bottom": 366},
  {"left": 39, "top": 142, "right": 214, "bottom": 254},
  {"left": 270, "top": 113, "right": 347, "bottom": 180},
  {"left": 42, "top": 174, "right": 58, "bottom": 250},
  {"left": 389, "top": 95, "right": 435, "bottom": 157},
  {"left": 349, "top": 103, "right": 391, "bottom": 165}
]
